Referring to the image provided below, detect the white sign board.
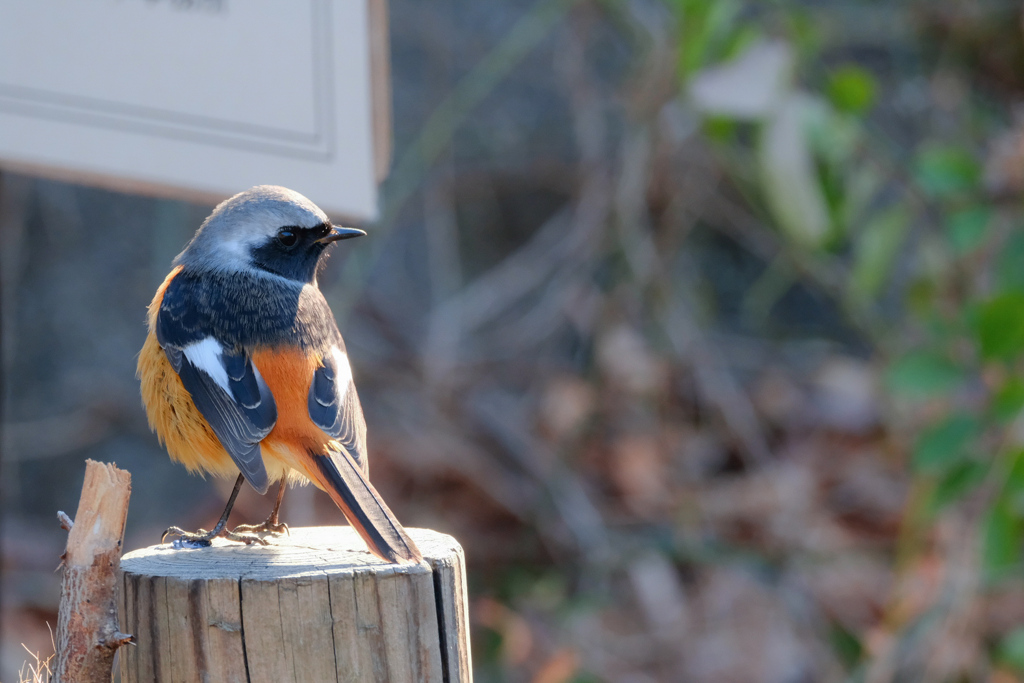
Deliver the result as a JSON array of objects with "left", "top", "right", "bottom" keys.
[{"left": 0, "top": 0, "right": 390, "bottom": 220}]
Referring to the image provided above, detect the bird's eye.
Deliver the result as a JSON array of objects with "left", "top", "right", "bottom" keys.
[{"left": 277, "top": 229, "right": 298, "bottom": 247}]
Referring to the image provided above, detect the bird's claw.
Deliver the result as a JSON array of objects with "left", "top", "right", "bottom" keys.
[
  {"left": 222, "top": 529, "right": 269, "bottom": 545},
  {"left": 230, "top": 520, "right": 290, "bottom": 537},
  {"left": 161, "top": 526, "right": 213, "bottom": 546},
  {"left": 160, "top": 525, "right": 267, "bottom": 548}
]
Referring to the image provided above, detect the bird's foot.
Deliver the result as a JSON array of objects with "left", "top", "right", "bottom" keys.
[
  {"left": 220, "top": 528, "right": 270, "bottom": 545},
  {"left": 161, "top": 525, "right": 268, "bottom": 549},
  {"left": 230, "top": 519, "right": 290, "bottom": 537},
  {"left": 161, "top": 526, "right": 216, "bottom": 549}
]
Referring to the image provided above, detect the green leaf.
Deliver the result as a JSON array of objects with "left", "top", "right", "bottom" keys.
[
  {"left": 914, "top": 145, "right": 980, "bottom": 198},
  {"left": 839, "top": 165, "right": 883, "bottom": 234},
  {"left": 787, "top": 9, "right": 820, "bottom": 60},
  {"left": 977, "top": 292, "right": 1024, "bottom": 360},
  {"left": 906, "top": 278, "right": 936, "bottom": 315},
  {"left": 945, "top": 206, "right": 990, "bottom": 254},
  {"left": 676, "top": 0, "right": 744, "bottom": 80},
  {"left": 758, "top": 95, "right": 831, "bottom": 248},
  {"left": 997, "top": 627, "right": 1024, "bottom": 673},
  {"left": 828, "top": 622, "right": 863, "bottom": 669},
  {"left": 997, "top": 232, "right": 1024, "bottom": 294},
  {"left": 928, "top": 461, "right": 988, "bottom": 514},
  {"left": 885, "top": 351, "right": 965, "bottom": 399},
  {"left": 1004, "top": 450, "right": 1024, "bottom": 516},
  {"left": 703, "top": 116, "right": 738, "bottom": 143},
  {"left": 983, "top": 499, "right": 1023, "bottom": 579},
  {"left": 911, "top": 413, "right": 980, "bottom": 474},
  {"left": 806, "top": 100, "right": 860, "bottom": 167},
  {"left": 850, "top": 206, "right": 910, "bottom": 299},
  {"left": 723, "top": 25, "right": 760, "bottom": 63},
  {"left": 993, "top": 379, "right": 1024, "bottom": 422},
  {"left": 805, "top": 107, "right": 863, "bottom": 241},
  {"left": 827, "top": 65, "right": 877, "bottom": 115}
]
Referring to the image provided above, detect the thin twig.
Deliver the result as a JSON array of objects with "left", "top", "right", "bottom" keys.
[{"left": 57, "top": 511, "right": 73, "bottom": 532}]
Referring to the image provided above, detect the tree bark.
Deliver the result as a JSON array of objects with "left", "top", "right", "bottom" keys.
[{"left": 54, "top": 459, "right": 133, "bottom": 683}]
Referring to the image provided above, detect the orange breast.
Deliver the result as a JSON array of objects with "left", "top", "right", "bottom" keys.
[{"left": 250, "top": 347, "right": 337, "bottom": 483}]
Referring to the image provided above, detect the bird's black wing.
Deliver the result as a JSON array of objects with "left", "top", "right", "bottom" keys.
[
  {"left": 308, "top": 344, "right": 369, "bottom": 474},
  {"left": 157, "top": 282, "right": 277, "bottom": 494}
]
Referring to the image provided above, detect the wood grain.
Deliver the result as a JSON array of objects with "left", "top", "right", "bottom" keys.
[
  {"left": 119, "top": 526, "right": 472, "bottom": 682},
  {"left": 54, "top": 459, "right": 133, "bottom": 683}
]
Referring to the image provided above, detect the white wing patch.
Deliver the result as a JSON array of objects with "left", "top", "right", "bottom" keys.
[
  {"left": 332, "top": 346, "right": 353, "bottom": 402},
  {"left": 183, "top": 337, "right": 231, "bottom": 394}
]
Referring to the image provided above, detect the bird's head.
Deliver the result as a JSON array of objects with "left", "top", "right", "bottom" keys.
[{"left": 174, "top": 185, "right": 365, "bottom": 284}]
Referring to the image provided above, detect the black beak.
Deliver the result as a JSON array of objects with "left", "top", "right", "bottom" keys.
[{"left": 318, "top": 225, "right": 367, "bottom": 244}]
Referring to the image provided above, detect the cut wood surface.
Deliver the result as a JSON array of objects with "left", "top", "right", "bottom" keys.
[
  {"left": 118, "top": 526, "right": 472, "bottom": 683},
  {"left": 55, "top": 459, "right": 133, "bottom": 683}
]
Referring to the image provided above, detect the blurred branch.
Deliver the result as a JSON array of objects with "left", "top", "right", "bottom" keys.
[
  {"left": 705, "top": 188, "right": 891, "bottom": 348},
  {"left": 665, "top": 271, "right": 772, "bottom": 465},
  {"left": 469, "top": 390, "right": 612, "bottom": 563},
  {"left": 424, "top": 172, "right": 609, "bottom": 378},
  {"left": 327, "top": 0, "right": 584, "bottom": 318},
  {"left": 613, "top": 122, "right": 773, "bottom": 465}
]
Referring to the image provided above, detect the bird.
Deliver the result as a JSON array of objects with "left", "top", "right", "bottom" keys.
[{"left": 137, "top": 185, "right": 422, "bottom": 564}]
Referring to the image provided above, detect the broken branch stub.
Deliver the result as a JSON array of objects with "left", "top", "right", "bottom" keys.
[{"left": 54, "top": 459, "right": 133, "bottom": 683}]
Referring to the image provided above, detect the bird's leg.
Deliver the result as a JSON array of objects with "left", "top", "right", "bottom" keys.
[
  {"left": 162, "top": 474, "right": 268, "bottom": 547},
  {"left": 230, "top": 480, "right": 289, "bottom": 536}
]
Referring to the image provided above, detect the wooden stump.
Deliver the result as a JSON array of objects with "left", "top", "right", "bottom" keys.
[{"left": 118, "top": 527, "right": 472, "bottom": 683}]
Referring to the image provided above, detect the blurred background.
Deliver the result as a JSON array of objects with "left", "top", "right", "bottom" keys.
[{"left": 5, "top": 0, "right": 1024, "bottom": 681}]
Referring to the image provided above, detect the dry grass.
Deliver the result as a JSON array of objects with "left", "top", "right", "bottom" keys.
[{"left": 15, "top": 642, "right": 53, "bottom": 683}]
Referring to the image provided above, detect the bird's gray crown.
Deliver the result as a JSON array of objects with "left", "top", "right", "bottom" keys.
[{"left": 174, "top": 185, "right": 330, "bottom": 274}]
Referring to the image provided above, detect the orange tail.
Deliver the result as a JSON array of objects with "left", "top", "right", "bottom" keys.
[{"left": 306, "top": 446, "right": 422, "bottom": 564}]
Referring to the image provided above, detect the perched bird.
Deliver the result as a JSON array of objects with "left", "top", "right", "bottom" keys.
[{"left": 137, "top": 185, "right": 422, "bottom": 564}]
